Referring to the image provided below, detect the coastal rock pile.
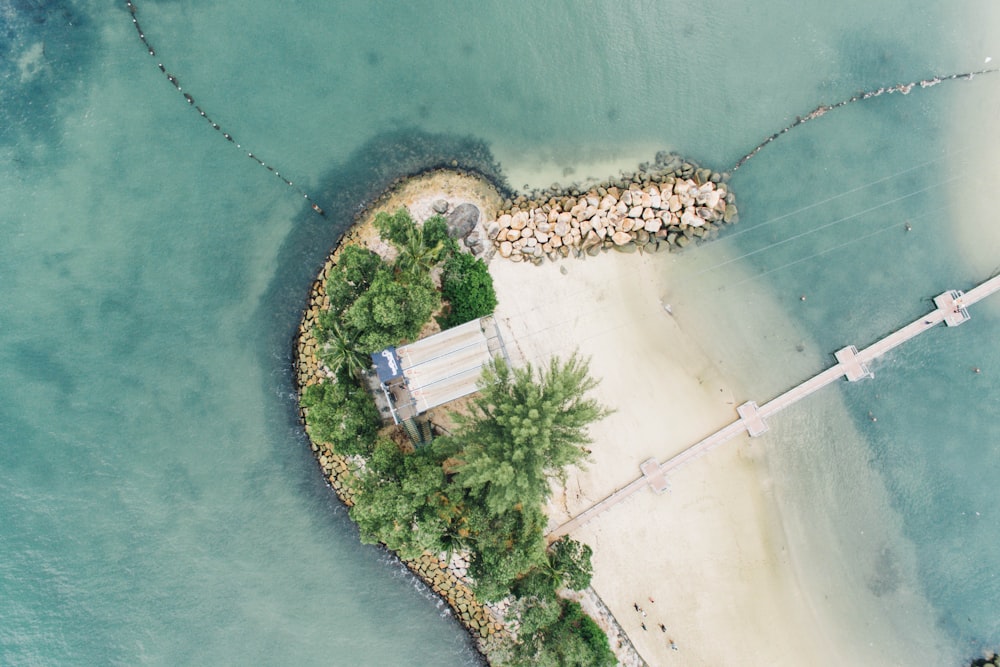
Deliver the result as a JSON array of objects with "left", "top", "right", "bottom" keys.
[{"left": 487, "top": 154, "right": 737, "bottom": 263}]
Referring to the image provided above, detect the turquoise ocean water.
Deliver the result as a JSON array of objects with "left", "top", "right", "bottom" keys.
[{"left": 1, "top": 1, "right": 998, "bottom": 664}]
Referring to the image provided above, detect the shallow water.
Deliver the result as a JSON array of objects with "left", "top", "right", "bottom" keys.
[{"left": 2, "top": 0, "right": 999, "bottom": 664}]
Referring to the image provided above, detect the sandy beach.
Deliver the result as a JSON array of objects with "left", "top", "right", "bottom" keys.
[
  {"left": 488, "top": 249, "right": 838, "bottom": 665},
  {"left": 375, "top": 167, "right": 951, "bottom": 665}
]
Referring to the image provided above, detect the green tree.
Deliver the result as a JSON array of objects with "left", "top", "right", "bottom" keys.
[
  {"left": 448, "top": 353, "right": 611, "bottom": 516},
  {"left": 373, "top": 208, "right": 417, "bottom": 247},
  {"left": 422, "top": 214, "right": 459, "bottom": 256},
  {"left": 508, "top": 598, "right": 615, "bottom": 667},
  {"left": 300, "top": 380, "right": 380, "bottom": 457},
  {"left": 325, "top": 245, "right": 384, "bottom": 312},
  {"left": 317, "top": 317, "right": 370, "bottom": 380},
  {"left": 396, "top": 223, "right": 446, "bottom": 278},
  {"left": 463, "top": 503, "right": 548, "bottom": 601},
  {"left": 350, "top": 439, "right": 467, "bottom": 559},
  {"left": 547, "top": 536, "right": 593, "bottom": 592},
  {"left": 374, "top": 208, "right": 449, "bottom": 278},
  {"left": 439, "top": 252, "right": 497, "bottom": 328},
  {"left": 509, "top": 536, "right": 593, "bottom": 603},
  {"left": 344, "top": 268, "right": 440, "bottom": 353}
]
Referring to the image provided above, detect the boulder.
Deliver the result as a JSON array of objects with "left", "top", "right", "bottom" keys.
[
  {"left": 582, "top": 230, "right": 601, "bottom": 249},
  {"left": 446, "top": 203, "right": 480, "bottom": 239},
  {"left": 499, "top": 241, "right": 513, "bottom": 257},
  {"left": 510, "top": 211, "right": 528, "bottom": 230},
  {"left": 432, "top": 199, "right": 449, "bottom": 214},
  {"left": 681, "top": 208, "right": 704, "bottom": 228},
  {"left": 611, "top": 230, "right": 632, "bottom": 245}
]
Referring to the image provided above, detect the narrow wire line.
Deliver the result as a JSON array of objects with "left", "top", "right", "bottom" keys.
[
  {"left": 686, "top": 171, "right": 964, "bottom": 281},
  {"left": 125, "top": 0, "right": 325, "bottom": 215},
  {"left": 720, "top": 152, "right": 950, "bottom": 246},
  {"left": 721, "top": 201, "right": 951, "bottom": 291}
]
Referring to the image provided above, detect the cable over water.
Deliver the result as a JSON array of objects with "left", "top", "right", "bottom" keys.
[
  {"left": 124, "top": 0, "right": 326, "bottom": 216},
  {"left": 731, "top": 68, "right": 1000, "bottom": 172}
]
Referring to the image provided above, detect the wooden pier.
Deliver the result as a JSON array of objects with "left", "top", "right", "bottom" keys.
[{"left": 548, "top": 274, "right": 1000, "bottom": 540}]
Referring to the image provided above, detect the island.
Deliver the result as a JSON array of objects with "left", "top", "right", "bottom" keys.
[{"left": 294, "top": 154, "right": 738, "bottom": 666}]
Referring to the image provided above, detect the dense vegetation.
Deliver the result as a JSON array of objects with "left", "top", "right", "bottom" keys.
[
  {"left": 301, "top": 207, "right": 614, "bottom": 666},
  {"left": 439, "top": 251, "right": 497, "bottom": 329}
]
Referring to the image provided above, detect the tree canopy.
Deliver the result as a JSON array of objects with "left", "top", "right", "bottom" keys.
[
  {"left": 300, "top": 380, "right": 380, "bottom": 457},
  {"left": 445, "top": 353, "right": 611, "bottom": 516},
  {"left": 439, "top": 251, "right": 497, "bottom": 329}
]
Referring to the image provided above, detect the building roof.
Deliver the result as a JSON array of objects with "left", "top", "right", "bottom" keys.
[{"left": 391, "top": 316, "right": 506, "bottom": 417}]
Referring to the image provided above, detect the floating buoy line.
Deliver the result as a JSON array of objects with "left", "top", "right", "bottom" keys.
[
  {"left": 732, "top": 66, "right": 1000, "bottom": 172},
  {"left": 125, "top": 0, "right": 325, "bottom": 216}
]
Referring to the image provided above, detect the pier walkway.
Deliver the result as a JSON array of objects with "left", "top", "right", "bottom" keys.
[{"left": 548, "top": 274, "right": 1000, "bottom": 540}]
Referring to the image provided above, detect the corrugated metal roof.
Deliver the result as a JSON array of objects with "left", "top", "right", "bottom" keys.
[{"left": 394, "top": 317, "right": 502, "bottom": 414}]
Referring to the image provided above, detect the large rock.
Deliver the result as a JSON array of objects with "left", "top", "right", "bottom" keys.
[
  {"left": 611, "top": 230, "right": 632, "bottom": 245},
  {"left": 445, "top": 203, "right": 480, "bottom": 240},
  {"left": 681, "top": 208, "right": 704, "bottom": 228},
  {"left": 499, "top": 241, "right": 513, "bottom": 258}
]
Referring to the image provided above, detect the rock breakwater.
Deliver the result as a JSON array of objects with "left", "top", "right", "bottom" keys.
[{"left": 486, "top": 153, "right": 737, "bottom": 263}]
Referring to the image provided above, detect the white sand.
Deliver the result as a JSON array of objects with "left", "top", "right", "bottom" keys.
[{"left": 489, "top": 249, "right": 846, "bottom": 666}]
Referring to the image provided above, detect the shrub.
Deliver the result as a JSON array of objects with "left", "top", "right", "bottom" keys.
[
  {"left": 509, "top": 598, "right": 616, "bottom": 667},
  {"left": 325, "top": 245, "right": 383, "bottom": 312},
  {"left": 439, "top": 252, "right": 497, "bottom": 328},
  {"left": 300, "top": 380, "right": 380, "bottom": 457},
  {"left": 422, "top": 215, "right": 460, "bottom": 256},
  {"left": 344, "top": 268, "right": 440, "bottom": 353}
]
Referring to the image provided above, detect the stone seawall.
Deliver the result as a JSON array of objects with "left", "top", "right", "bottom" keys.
[
  {"left": 294, "top": 170, "right": 509, "bottom": 660},
  {"left": 486, "top": 153, "right": 736, "bottom": 263}
]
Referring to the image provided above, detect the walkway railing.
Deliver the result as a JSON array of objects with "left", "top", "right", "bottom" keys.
[{"left": 549, "top": 273, "right": 1000, "bottom": 540}]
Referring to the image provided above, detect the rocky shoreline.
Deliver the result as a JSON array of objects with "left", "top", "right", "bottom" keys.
[
  {"left": 485, "top": 152, "right": 737, "bottom": 263},
  {"left": 294, "top": 169, "right": 509, "bottom": 660}
]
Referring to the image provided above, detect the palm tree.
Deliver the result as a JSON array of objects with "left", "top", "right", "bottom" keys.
[
  {"left": 320, "top": 319, "right": 369, "bottom": 379},
  {"left": 394, "top": 221, "right": 446, "bottom": 279}
]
